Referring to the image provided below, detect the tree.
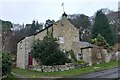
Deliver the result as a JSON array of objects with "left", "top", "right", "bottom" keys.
[
  {"left": 79, "top": 14, "right": 91, "bottom": 29},
  {"left": 68, "top": 14, "right": 91, "bottom": 42},
  {"left": 2, "top": 52, "right": 12, "bottom": 77},
  {"left": 92, "top": 10, "right": 115, "bottom": 45},
  {"left": 45, "top": 19, "right": 55, "bottom": 27},
  {"left": 29, "top": 20, "right": 36, "bottom": 35},
  {"left": 28, "top": 20, "right": 43, "bottom": 35},
  {"left": 30, "top": 32, "right": 68, "bottom": 66},
  {"left": 36, "top": 21, "right": 43, "bottom": 31},
  {"left": 1, "top": 20, "right": 13, "bottom": 52},
  {"left": 68, "top": 14, "right": 91, "bottom": 29},
  {"left": 1, "top": 20, "right": 13, "bottom": 31}
]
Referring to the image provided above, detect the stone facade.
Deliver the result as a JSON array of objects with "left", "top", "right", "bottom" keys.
[
  {"left": 17, "top": 36, "right": 34, "bottom": 68},
  {"left": 112, "top": 43, "right": 120, "bottom": 51},
  {"left": 17, "top": 16, "right": 80, "bottom": 69},
  {"left": 34, "top": 17, "right": 79, "bottom": 51},
  {"left": 71, "top": 41, "right": 92, "bottom": 62}
]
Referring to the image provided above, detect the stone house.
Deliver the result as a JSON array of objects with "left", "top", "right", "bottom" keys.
[
  {"left": 16, "top": 13, "right": 111, "bottom": 68},
  {"left": 17, "top": 13, "right": 80, "bottom": 69}
]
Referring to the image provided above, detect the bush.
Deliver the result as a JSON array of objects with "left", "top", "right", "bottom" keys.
[
  {"left": 91, "top": 34, "right": 111, "bottom": 50},
  {"left": 30, "top": 33, "right": 68, "bottom": 66},
  {"left": 2, "top": 52, "right": 12, "bottom": 77},
  {"left": 76, "top": 60, "right": 86, "bottom": 64}
]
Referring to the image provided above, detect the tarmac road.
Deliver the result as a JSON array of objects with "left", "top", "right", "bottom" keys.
[{"left": 75, "top": 67, "right": 120, "bottom": 78}]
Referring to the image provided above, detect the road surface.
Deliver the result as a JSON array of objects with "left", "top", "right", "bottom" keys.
[{"left": 75, "top": 67, "right": 120, "bottom": 78}]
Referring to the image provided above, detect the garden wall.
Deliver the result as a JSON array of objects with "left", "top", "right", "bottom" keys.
[{"left": 30, "top": 63, "right": 89, "bottom": 72}]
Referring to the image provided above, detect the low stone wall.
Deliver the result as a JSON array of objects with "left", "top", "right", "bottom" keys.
[{"left": 30, "top": 63, "right": 89, "bottom": 72}]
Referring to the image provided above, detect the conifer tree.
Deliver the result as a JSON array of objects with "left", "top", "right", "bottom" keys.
[{"left": 92, "top": 10, "right": 115, "bottom": 45}]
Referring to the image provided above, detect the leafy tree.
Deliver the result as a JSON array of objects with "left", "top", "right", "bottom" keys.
[
  {"left": 28, "top": 20, "right": 43, "bottom": 35},
  {"left": 45, "top": 19, "right": 55, "bottom": 27},
  {"left": 1, "top": 20, "right": 13, "bottom": 52},
  {"left": 80, "top": 29, "right": 91, "bottom": 42},
  {"left": 2, "top": 52, "right": 12, "bottom": 77},
  {"left": 79, "top": 14, "right": 91, "bottom": 29},
  {"left": 28, "top": 20, "right": 36, "bottom": 35},
  {"left": 68, "top": 14, "right": 91, "bottom": 41},
  {"left": 68, "top": 14, "right": 91, "bottom": 29},
  {"left": 0, "top": 20, "right": 13, "bottom": 31},
  {"left": 31, "top": 20, "right": 36, "bottom": 32},
  {"left": 36, "top": 21, "right": 43, "bottom": 31},
  {"left": 92, "top": 10, "right": 115, "bottom": 45},
  {"left": 30, "top": 32, "right": 68, "bottom": 66}
]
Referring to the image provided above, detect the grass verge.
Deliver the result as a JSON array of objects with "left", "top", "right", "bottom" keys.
[
  {"left": 2, "top": 73, "right": 17, "bottom": 80},
  {"left": 12, "top": 60, "right": 119, "bottom": 78}
]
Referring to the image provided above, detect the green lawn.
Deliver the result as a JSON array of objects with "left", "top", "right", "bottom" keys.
[
  {"left": 12, "top": 60, "right": 119, "bottom": 78},
  {"left": 2, "top": 73, "right": 17, "bottom": 80}
]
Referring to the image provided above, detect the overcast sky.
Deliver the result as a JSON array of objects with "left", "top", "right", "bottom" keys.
[{"left": 0, "top": 0, "right": 119, "bottom": 24}]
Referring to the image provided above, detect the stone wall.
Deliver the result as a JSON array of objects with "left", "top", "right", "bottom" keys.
[
  {"left": 17, "top": 35, "right": 34, "bottom": 69},
  {"left": 91, "top": 46, "right": 114, "bottom": 65},
  {"left": 83, "top": 48, "right": 92, "bottom": 66},
  {"left": 17, "top": 17, "right": 80, "bottom": 69},
  {"left": 112, "top": 43, "right": 120, "bottom": 52},
  {"left": 35, "top": 17, "right": 80, "bottom": 51},
  {"left": 30, "top": 63, "right": 89, "bottom": 72}
]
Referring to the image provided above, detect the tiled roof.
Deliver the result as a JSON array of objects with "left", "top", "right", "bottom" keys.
[{"left": 79, "top": 41, "right": 92, "bottom": 46}]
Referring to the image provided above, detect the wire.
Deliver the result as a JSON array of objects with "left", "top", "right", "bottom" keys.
[{"left": 74, "top": 1, "right": 92, "bottom": 14}]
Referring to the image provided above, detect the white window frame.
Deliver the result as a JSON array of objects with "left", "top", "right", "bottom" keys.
[{"left": 59, "top": 37, "right": 64, "bottom": 43}]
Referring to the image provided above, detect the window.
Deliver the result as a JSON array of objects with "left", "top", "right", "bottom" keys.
[
  {"left": 19, "top": 41, "right": 22, "bottom": 49},
  {"left": 78, "top": 53, "right": 83, "bottom": 60},
  {"left": 20, "top": 45, "right": 22, "bottom": 49},
  {"left": 74, "top": 35, "right": 79, "bottom": 42},
  {"left": 59, "top": 37, "right": 64, "bottom": 43}
]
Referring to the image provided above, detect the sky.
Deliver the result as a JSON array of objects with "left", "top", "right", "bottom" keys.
[{"left": 0, "top": 0, "right": 119, "bottom": 24}]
